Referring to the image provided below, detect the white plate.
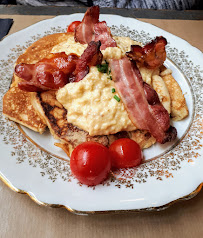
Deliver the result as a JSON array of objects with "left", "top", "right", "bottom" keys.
[{"left": 0, "top": 14, "right": 202, "bottom": 214}]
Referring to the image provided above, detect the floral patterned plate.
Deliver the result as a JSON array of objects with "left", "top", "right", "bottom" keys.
[{"left": 0, "top": 14, "right": 202, "bottom": 214}]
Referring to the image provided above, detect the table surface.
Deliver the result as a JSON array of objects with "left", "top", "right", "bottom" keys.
[{"left": 0, "top": 6, "right": 203, "bottom": 238}]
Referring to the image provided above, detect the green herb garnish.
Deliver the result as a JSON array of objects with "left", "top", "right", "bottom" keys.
[
  {"left": 114, "top": 95, "right": 120, "bottom": 102},
  {"left": 97, "top": 61, "right": 109, "bottom": 73},
  {"left": 112, "top": 88, "right": 116, "bottom": 93}
]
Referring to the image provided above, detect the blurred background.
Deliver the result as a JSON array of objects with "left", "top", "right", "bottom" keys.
[{"left": 0, "top": 0, "right": 202, "bottom": 10}]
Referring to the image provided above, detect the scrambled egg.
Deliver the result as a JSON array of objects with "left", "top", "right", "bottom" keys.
[
  {"left": 52, "top": 36, "right": 88, "bottom": 56},
  {"left": 57, "top": 67, "right": 136, "bottom": 136},
  {"left": 52, "top": 35, "right": 139, "bottom": 61},
  {"left": 54, "top": 35, "right": 170, "bottom": 136}
]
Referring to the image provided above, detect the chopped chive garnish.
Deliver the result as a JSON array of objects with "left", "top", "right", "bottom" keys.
[
  {"left": 114, "top": 95, "right": 120, "bottom": 102},
  {"left": 108, "top": 69, "right": 111, "bottom": 75},
  {"left": 112, "top": 88, "right": 116, "bottom": 93},
  {"left": 96, "top": 61, "right": 109, "bottom": 73},
  {"left": 109, "top": 76, "right": 112, "bottom": 80}
]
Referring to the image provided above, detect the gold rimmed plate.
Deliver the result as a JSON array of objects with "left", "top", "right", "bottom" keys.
[{"left": 0, "top": 14, "right": 202, "bottom": 214}]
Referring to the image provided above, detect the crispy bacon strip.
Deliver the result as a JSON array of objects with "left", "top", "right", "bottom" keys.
[
  {"left": 126, "top": 36, "right": 167, "bottom": 69},
  {"left": 109, "top": 57, "right": 177, "bottom": 144},
  {"left": 16, "top": 41, "right": 102, "bottom": 91},
  {"left": 73, "top": 41, "right": 103, "bottom": 82},
  {"left": 15, "top": 52, "right": 78, "bottom": 92},
  {"left": 74, "top": 6, "right": 117, "bottom": 50},
  {"left": 75, "top": 6, "right": 99, "bottom": 44},
  {"left": 94, "top": 21, "right": 117, "bottom": 50}
]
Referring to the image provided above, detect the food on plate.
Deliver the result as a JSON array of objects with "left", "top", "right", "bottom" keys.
[
  {"left": 74, "top": 6, "right": 117, "bottom": 50},
  {"left": 160, "top": 69, "right": 189, "bottom": 121},
  {"left": 3, "top": 86, "right": 46, "bottom": 133},
  {"left": 33, "top": 89, "right": 155, "bottom": 157},
  {"left": 15, "top": 52, "right": 79, "bottom": 92},
  {"left": 2, "top": 6, "right": 189, "bottom": 185},
  {"left": 3, "top": 32, "right": 71, "bottom": 133},
  {"left": 126, "top": 36, "right": 167, "bottom": 69},
  {"left": 151, "top": 75, "right": 171, "bottom": 114},
  {"left": 70, "top": 138, "right": 142, "bottom": 185},
  {"left": 109, "top": 57, "right": 177, "bottom": 144},
  {"left": 3, "top": 31, "right": 156, "bottom": 156},
  {"left": 70, "top": 141, "right": 111, "bottom": 186},
  {"left": 109, "top": 138, "right": 142, "bottom": 169},
  {"left": 67, "top": 21, "right": 81, "bottom": 32},
  {"left": 56, "top": 66, "right": 137, "bottom": 136}
]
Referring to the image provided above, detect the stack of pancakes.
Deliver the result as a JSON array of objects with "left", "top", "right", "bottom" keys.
[{"left": 3, "top": 33, "right": 188, "bottom": 157}]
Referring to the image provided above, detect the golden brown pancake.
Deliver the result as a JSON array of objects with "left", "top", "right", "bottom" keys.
[
  {"left": 152, "top": 75, "right": 171, "bottom": 114},
  {"left": 160, "top": 68, "right": 189, "bottom": 121},
  {"left": 3, "top": 87, "right": 46, "bottom": 133}
]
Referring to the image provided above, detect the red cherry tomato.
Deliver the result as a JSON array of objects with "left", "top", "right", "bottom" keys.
[
  {"left": 67, "top": 21, "right": 81, "bottom": 32},
  {"left": 109, "top": 138, "right": 142, "bottom": 169},
  {"left": 70, "top": 142, "right": 111, "bottom": 186}
]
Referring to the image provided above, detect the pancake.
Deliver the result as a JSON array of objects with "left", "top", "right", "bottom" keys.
[
  {"left": 3, "top": 86, "right": 46, "bottom": 133},
  {"left": 152, "top": 75, "right": 171, "bottom": 114},
  {"left": 160, "top": 67, "right": 189, "bottom": 121}
]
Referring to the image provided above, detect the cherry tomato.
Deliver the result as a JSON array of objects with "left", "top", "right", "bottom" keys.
[
  {"left": 109, "top": 138, "right": 142, "bottom": 169},
  {"left": 67, "top": 21, "right": 81, "bottom": 32},
  {"left": 70, "top": 141, "right": 111, "bottom": 186}
]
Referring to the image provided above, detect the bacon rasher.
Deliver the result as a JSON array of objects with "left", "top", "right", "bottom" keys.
[
  {"left": 75, "top": 6, "right": 99, "bottom": 44},
  {"left": 74, "top": 6, "right": 116, "bottom": 50},
  {"left": 15, "top": 52, "right": 78, "bottom": 92},
  {"left": 71, "top": 41, "right": 103, "bottom": 82},
  {"left": 16, "top": 40, "right": 102, "bottom": 92},
  {"left": 126, "top": 36, "right": 167, "bottom": 69},
  {"left": 109, "top": 57, "right": 177, "bottom": 144},
  {"left": 94, "top": 21, "right": 117, "bottom": 50}
]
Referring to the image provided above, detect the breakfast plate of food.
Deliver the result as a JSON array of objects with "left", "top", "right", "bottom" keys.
[{"left": 0, "top": 6, "right": 202, "bottom": 214}]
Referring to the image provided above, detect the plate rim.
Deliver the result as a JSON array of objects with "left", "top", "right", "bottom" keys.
[{"left": 0, "top": 173, "right": 202, "bottom": 215}]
